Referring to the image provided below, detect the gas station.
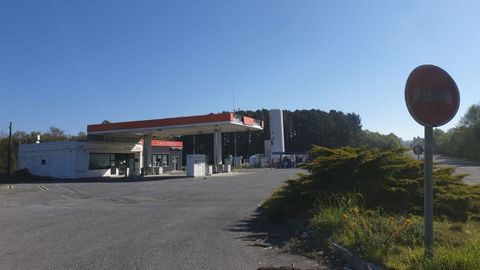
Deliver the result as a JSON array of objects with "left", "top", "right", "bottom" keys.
[{"left": 18, "top": 112, "right": 264, "bottom": 179}]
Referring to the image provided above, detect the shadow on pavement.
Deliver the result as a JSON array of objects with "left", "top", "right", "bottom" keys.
[
  {"left": 0, "top": 175, "right": 188, "bottom": 185},
  {"left": 227, "top": 209, "right": 338, "bottom": 270},
  {"left": 227, "top": 208, "right": 296, "bottom": 250}
]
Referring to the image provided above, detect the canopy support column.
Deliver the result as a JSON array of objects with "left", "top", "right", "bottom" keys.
[
  {"left": 142, "top": 134, "right": 152, "bottom": 175},
  {"left": 213, "top": 131, "right": 222, "bottom": 165}
]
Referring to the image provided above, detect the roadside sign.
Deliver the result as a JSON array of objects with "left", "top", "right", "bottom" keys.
[
  {"left": 405, "top": 65, "right": 460, "bottom": 127},
  {"left": 405, "top": 64, "right": 460, "bottom": 259},
  {"left": 413, "top": 145, "right": 424, "bottom": 155},
  {"left": 413, "top": 145, "right": 424, "bottom": 161}
]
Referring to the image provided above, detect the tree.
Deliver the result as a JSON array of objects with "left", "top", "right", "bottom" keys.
[
  {"left": 41, "top": 127, "right": 67, "bottom": 142},
  {"left": 71, "top": 131, "right": 87, "bottom": 141},
  {"left": 433, "top": 102, "right": 480, "bottom": 160},
  {"left": 410, "top": 136, "right": 424, "bottom": 148},
  {"left": 459, "top": 103, "right": 480, "bottom": 127},
  {"left": 358, "top": 130, "right": 403, "bottom": 150}
]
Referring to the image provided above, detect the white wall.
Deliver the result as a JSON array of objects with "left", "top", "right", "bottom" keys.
[
  {"left": 18, "top": 141, "right": 142, "bottom": 179},
  {"left": 18, "top": 142, "right": 81, "bottom": 178}
]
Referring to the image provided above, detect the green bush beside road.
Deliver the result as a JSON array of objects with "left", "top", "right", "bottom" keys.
[
  {"left": 262, "top": 146, "right": 480, "bottom": 222},
  {"left": 261, "top": 146, "right": 480, "bottom": 269}
]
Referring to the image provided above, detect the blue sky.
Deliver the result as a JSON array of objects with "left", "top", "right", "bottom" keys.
[{"left": 1, "top": 0, "right": 479, "bottom": 140}]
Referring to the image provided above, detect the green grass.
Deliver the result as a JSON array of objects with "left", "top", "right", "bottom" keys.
[
  {"left": 306, "top": 196, "right": 480, "bottom": 269},
  {"left": 407, "top": 242, "right": 480, "bottom": 270},
  {"left": 308, "top": 195, "right": 413, "bottom": 265}
]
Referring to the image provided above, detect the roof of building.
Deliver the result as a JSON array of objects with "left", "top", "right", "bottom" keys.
[{"left": 87, "top": 112, "right": 263, "bottom": 137}]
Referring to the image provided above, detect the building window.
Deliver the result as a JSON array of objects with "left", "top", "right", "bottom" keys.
[
  {"left": 152, "top": 154, "right": 169, "bottom": 167},
  {"left": 89, "top": 153, "right": 115, "bottom": 170},
  {"left": 41, "top": 159, "right": 46, "bottom": 165}
]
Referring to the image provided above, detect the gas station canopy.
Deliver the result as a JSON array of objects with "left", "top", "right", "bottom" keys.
[{"left": 87, "top": 112, "right": 264, "bottom": 137}]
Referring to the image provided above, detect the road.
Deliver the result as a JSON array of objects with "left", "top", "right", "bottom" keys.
[
  {"left": 434, "top": 155, "right": 480, "bottom": 185},
  {"left": 0, "top": 169, "right": 330, "bottom": 270}
]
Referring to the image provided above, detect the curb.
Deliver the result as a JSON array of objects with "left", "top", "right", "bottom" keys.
[{"left": 331, "top": 243, "right": 384, "bottom": 270}]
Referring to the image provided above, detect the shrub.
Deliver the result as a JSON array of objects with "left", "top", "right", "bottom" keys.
[
  {"left": 261, "top": 146, "right": 480, "bottom": 268},
  {"left": 262, "top": 146, "right": 480, "bottom": 222}
]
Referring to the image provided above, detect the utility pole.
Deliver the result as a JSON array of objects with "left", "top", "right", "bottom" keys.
[
  {"left": 233, "top": 91, "right": 237, "bottom": 158},
  {"left": 7, "top": 122, "right": 12, "bottom": 175}
]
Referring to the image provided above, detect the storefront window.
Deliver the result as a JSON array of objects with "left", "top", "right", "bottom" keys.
[
  {"left": 152, "top": 154, "right": 169, "bottom": 167},
  {"left": 89, "top": 153, "right": 114, "bottom": 170}
]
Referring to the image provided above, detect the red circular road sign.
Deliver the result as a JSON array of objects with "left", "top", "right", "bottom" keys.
[{"left": 405, "top": 65, "right": 460, "bottom": 127}]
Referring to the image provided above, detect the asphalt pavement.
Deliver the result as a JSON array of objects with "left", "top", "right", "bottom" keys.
[
  {"left": 434, "top": 155, "right": 480, "bottom": 185},
  {"left": 0, "top": 169, "right": 331, "bottom": 270}
]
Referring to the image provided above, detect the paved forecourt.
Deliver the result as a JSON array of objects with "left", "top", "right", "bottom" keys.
[{"left": 0, "top": 169, "right": 330, "bottom": 270}]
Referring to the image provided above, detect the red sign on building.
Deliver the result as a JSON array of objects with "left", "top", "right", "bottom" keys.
[
  {"left": 151, "top": 140, "right": 183, "bottom": 148},
  {"left": 139, "top": 139, "right": 183, "bottom": 148}
]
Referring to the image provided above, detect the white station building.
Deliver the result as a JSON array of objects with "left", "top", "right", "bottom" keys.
[{"left": 17, "top": 113, "right": 264, "bottom": 179}]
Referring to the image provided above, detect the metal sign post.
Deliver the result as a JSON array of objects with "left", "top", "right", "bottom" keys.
[
  {"left": 405, "top": 64, "right": 460, "bottom": 259},
  {"left": 424, "top": 126, "right": 434, "bottom": 258}
]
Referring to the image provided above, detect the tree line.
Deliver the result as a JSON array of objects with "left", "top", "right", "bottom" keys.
[
  {"left": 433, "top": 103, "right": 480, "bottom": 160},
  {"left": 1, "top": 109, "right": 404, "bottom": 174},
  {"left": 180, "top": 109, "right": 402, "bottom": 163}
]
